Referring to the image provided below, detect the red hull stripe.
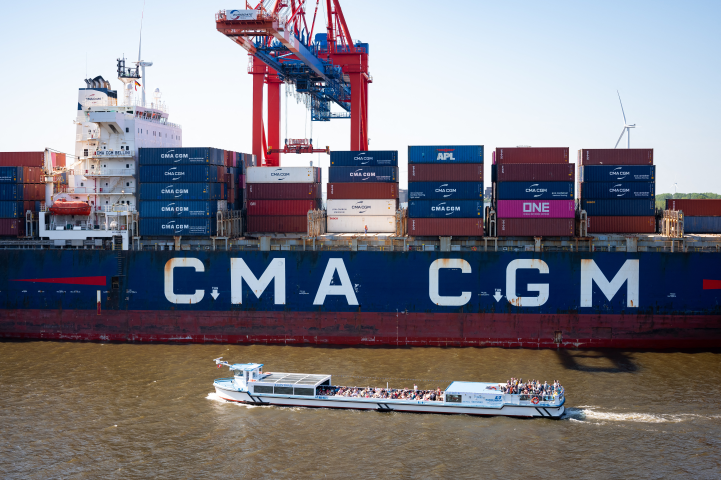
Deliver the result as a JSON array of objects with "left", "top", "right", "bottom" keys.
[
  {"left": 703, "top": 279, "right": 721, "bottom": 290},
  {"left": 11, "top": 276, "right": 106, "bottom": 286}
]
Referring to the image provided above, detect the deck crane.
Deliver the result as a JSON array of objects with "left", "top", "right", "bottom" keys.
[{"left": 215, "top": 1, "right": 370, "bottom": 166}]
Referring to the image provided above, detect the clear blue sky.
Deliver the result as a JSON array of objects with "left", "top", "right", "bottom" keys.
[{"left": 1, "top": 1, "right": 719, "bottom": 192}]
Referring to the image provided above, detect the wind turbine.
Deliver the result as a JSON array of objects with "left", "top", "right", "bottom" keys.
[
  {"left": 614, "top": 90, "right": 635, "bottom": 149},
  {"left": 135, "top": 0, "right": 152, "bottom": 106}
]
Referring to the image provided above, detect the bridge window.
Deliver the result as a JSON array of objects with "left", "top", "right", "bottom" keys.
[{"left": 126, "top": 128, "right": 129, "bottom": 133}]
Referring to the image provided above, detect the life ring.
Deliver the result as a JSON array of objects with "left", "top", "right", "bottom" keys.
[
  {"left": 488, "top": 386, "right": 497, "bottom": 390},
  {"left": 531, "top": 396, "right": 540, "bottom": 404}
]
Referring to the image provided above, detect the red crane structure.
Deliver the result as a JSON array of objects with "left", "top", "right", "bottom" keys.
[{"left": 216, "top": 1, "right": 370, "bottom": 166}]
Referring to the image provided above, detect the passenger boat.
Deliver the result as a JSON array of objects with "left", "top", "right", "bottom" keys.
[{"left": 212, "top": 358, "right": 565, "bottom": 418}]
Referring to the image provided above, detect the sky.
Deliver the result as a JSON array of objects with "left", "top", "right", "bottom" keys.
[{"left": 1, "top": 0, "right": 719, "bottom": 193}]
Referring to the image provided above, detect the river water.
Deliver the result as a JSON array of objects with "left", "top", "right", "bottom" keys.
[{"left": 1, "top": 342, "right": 719, "bottom": 479}]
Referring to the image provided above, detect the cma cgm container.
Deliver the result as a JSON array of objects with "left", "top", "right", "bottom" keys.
[
  {"left": 684, "top": 217, "right": 721, "bottom": 233},
  {"left": 579, "top": 165, "right": 655, "bottom": 182},
  {"left": 579, "top": 149, "right": 653, "bottom": 165},
  {"left": 139, "top": 165, "right": 222, "bottom": 183},
  {"left": 408, "top": 164, "right": 483, "bottom": 182},
  {"left": 496, "top": 163, "right": 575, "bottom": 182},
  {"left": 246, "top": 166, "right": 320, "bottom": 183},
  {"left": 327, "top": 183, "right": 398, "bottom": 199},
  {"left": 0, "top": 152, "right": 44, "bottom": 167},
  {"left": 496, "top": 182, "right": 574, "bottom": 200},
  {"left": 328, "top": 166, "right": 398, "bottom": 183},
  {"left": 666, "top": 199, "right": 721, "bottom": 216},
  {"left": 330, "top": 151, "right": 398, "bottom": 166},
  {"left": 408, "top": 200, "right": 483, "bottom": 218},
  {"left": 408, "top": 218, "right": 484, "bottom": 236},
  {"left": 0, "top": 184, "right": 18, "bottom": 200},
  {"left": 498, "top": 218, "right": 575, "bottom": 237},
  {"left": 580, "top": 182, "right": 655, "bottom": 199},
  {"left": 138, "top": 201, "right": 217, "bottom": 218},
  {"left": 246, "top": 216, "right": 307, "bottom": 234},
  {"left": 587, "top": 216, "right": 656, "bottom": 234},
  {"left": 581, "top": 199, "right": 655, "bottom": 216},
  {"left": 139, "top": 147, "right": 224, "bottom": 165},
  {"left": 139, "top": 218, "right": 216, "bottom": 236},
  {"left": 496, "top": 200, "right": 575, "bottom": 218},
  {"left": 247, "top": 199, "right": 320, "bottom": 216},
  {"left": 327, "top": 199, "right": 397, "bottom": 216},
  {"left": 408, "top": 182, "right": 484, "bottom": 200},
  {"left": 139, "top": 183, "right": 224, "bottom": 201},
  {"left": 496, "top": 148, "right": 569, "bottom": 164},
  {"left": 246, "top": 183, "right": 322, "bottom": 200},
  {"left": 408, "top": 145, "right": 484, "bottom": 164},
  {"left": 327, "top": 216, "right": 396, "bottom": 233}
]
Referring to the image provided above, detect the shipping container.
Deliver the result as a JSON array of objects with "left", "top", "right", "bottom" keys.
[
  {"left": 326, "top": 199, "right": 397, "bottom": 216},
  {"left": 408, "top": 164, "right": 483, "bottom": 182},
  {"left": 665, "top": 199, "right": 721, "bottom": 217},
  {"left": 139, "top": 200, "right": 218, "bottom": 218},
  {"left": 246, "top": 183, "right": 322, "bottom": 200},
  {"left": 580, "top": 182, "right": 654, "bottom": 199},
  {"left": 247, "top": 199, "right": 320, "bottom": 216},
  {"left": 0, "top": 218, "right": 23, "bottom": 236},
  {"left": 22, "top": 184, "right": 44, "bottom": 201},
  {"left": 496, "top": 182, "right": 574, "bottom": 200},
  {"left": 408, "top": 182, "right": 484, "bottom": 200},
  {"left": 246, "top": 215, "right": 307, "bottom": 233},
  {"left": 139, "top": 165, "right": 222, "bottom": 183},
  {"left": 497, "top": 218, "right": 575, "bottom": 237},
  {"left": 326, "top": 215, "right": 396, "bottom": 233},
  {"left": 496, "top": 163, "right": 575, "bottom": 182},
  {"left": 581, "top": 199, "right": 655, "bottom": 216},
  {"left": 579, "top": 148, "right": 653, "bottom": 165},
  {"left": 495, "top": 148, "right": 569, "bottom": 164},
  {"left": 327, "top": 183, "right": 399, "bottom": 199},
  {"left": 328, "top": 166, "right": 398, "bottom": 183},
  {"left": 683, "top": 216, "right": 721, "bottom": 233},
  {"left": 496, "top": 200, "right": 576, "bottom": 218},
  {"left": 54, "top": 152, "right": 66, "bottom": 168},
  {"left": 407, "top": 145, "right": 483, "bottom": 164},
  {"left": 0, "top": 184, "right": 18, "bottom": 200},
  {"left": 579, "top": 165, "right": 655, "bottom": 182},
  {"left": 0, "top": 167, "right": 19, "bottom": 183},
  {"left": 246, "top": 166, "right": 320, "bottom": 183},
  {"left": 0, "top": 152, "right": 44, "bottom": 167},
  {"left": 139, "top": 218, "right": 216, "bottom": 236},
  {"left": 0, "top": 201, "right": 20, "bottom": 218},
  {"left": 408, "top": 218, "right": 484, "bottom": 236},
  {"left": 330, "top": 151, "right": 398, "bottom": 166},
  {"left": 408, "top": 200, "right": 483, "bottom": 218},
  {"left": 21, "top": 167, "right": 43, "bottom": 184},
  {"left": 138, "top": 147, "right": 224, "bottom": 166},
  {"left": 586, "top": 216, "right": 656, "bottom": 234}
]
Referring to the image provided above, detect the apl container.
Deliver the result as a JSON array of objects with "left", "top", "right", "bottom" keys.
[
  {"left": 496, "top": 200, "right": 575, "bottom": 218},
  {"left": 139, "top": 218, "right": 216, "bottom": 236},
  {"left": 0, "top": 184, "right": 19, "bottom": 200},
  {"left": 139, "top": 147, "right": 224, "bottom": 166},
  {"left": 497, "top": 218, "right": 575, "bottom": 237},
  {"left": 496, "top": 182, "right": 574, "bottom": 200},
  {"left": 0, "top": 201, "right": 20, "bottom": 218},
  {"left": 139, "top": 183, "right": 224, "bottom": 200},
  {"left": 246, "top": 166, "right": 320, "bottom": 183},
  {"left": 246, "top": 183, "right": 322, "bottom": 200},
  {"left": 327, "top": 183, "right": 399, "bottom": 199},
  {"left": 579, "top": 165, "right": 655, "bottom": 182},
  {"left": 327, "top": 199, "right": 397, "bottom": 216},
  {"left": 408, "top": 164, "right": 483, "bottom": 182},
  {"left": 581, "top": 199, "right": 655, "bottom": 216},
  {"left": 587, "top": 216, "right": 656, "bottom": 234},
  {"left": 408, "top": 218, "right": 484, "bottom": 236},
  {"left": 496, "top": 163, "right": 575, "bottom": 182},
  {"left": 139, "top": 165, "right": 222, "bottom": 183},
  {"left": 329, "top": 151, "right": 398, "bottom": 166},
  {"left": 683, "top": 217, "right": 721, "bottom": 233},
  {"left": 246, "top": 215, "right": 308, "bottom": 233},
  {"left": 496, "top": 148, "right": 569, "bottom": 164},
  {"left": 666, "top": 199, "right": 721, "bottom": 216},
  {"left": 328, "top": 166, "right": 398, "bottom": 183},
  {"left": 580, "top": 182, "right": 655, "bottom": 199},
  {"left": 326, "top": 215, "right": 396, "bottom": 233},
  {"left": 139, "top": 201, "right": 217, "bottom": 218},
  {"left": 407, "top": 145, "right": 484, "bottom": 164},
  {"left": 579, "top": 149, "right": 654, "bottom": 165},
  {"left": 408, "top": 182, "right": 484, "bottom": 200},
  {"left": 408, "top": 200, "right": 483, "bottom": 218},
  {"left": 247, "top": 199, "right": 320, "bottom": 216}
]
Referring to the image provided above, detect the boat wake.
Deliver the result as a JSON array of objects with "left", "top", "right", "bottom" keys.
[
  {"left": 564, "top": 407, "right": 716, "bottom": 424},
  {"left": 205, "top": 392, "right": 257, "bottom": 408}
]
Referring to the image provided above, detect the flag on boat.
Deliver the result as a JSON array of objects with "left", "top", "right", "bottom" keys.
[{"left": 134, "top": 80, "right": 141, "bottom": 91}]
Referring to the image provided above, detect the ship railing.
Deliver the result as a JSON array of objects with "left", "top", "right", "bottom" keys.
[
  {"left": 84, "top": 168, "right": 135, "bottom": 176},
  {"left": 64, "top": 186, "right": 136, "bottom": 194},
  {"left": 511, "top": 393, "right": 563, "bottom": 405}
]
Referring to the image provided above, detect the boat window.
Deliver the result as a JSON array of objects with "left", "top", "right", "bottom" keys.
[
  {"left": 446, "top": 394, "right": 462, "bottom": 403},
  {"left": 274, "top": 386, "right": 294, "bottom": 395},
  {"left": 254, "top": 385, "right": 273, "bottom": 394},
  {"left": 294, "top": 387, "right": 315, "bottom": 396}
]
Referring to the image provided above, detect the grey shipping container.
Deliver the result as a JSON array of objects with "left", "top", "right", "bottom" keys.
[
  {"left": 140, "top": 218, "right": 216, "bottom": 236},
  {"left": 408, "top": 182, "right": 484, "bottom": 200},
  {"left": 408, "top": 200, "right": 483, "bottom": 218},
  {"left": 581, "top": 199, "right": 656, "bottom": 216},
  {"left": 684, "top": 217, "right": 721, "bottom": 233},
  {"left": 139, "top": 183, "right": 224, "bottom": 200},
  {"left": 580, "top": 182, "right": 655, "bottom": 199},
  {"left": 579, "top": 165, "right": 655, "bottom": 183},
  {"left": 139, "top": 200, "right": 218, "bottom": 218},
  {"left": 328, "top": 166, "right": 398, "bottom": 183},
  {"left": 330, "top": 151, "right": 398, "bottom": 166},
  {"left": 408, "top": 145, "right": 484, "bottom": 164},
  {"left": 496, "top": 182, "right": 574, "bottom": 200},
  {"left": 139, "top": 147, "right": 224, "bottom": 165},
  {"left": 139, "top": 165, "right": 222, "bottom": 183}
]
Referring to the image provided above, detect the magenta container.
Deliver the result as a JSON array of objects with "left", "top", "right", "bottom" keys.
[{"left": 497, "top": 200, "right": 575, "bottom": 218}]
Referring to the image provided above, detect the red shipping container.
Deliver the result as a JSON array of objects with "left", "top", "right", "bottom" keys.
[
  {"left": 666, "top": 199, "right": 721, "bottom": 216},
  {"left": 327, "top": 183, "right": 399, "bottom": 199},
  {"left": 408, "top": 218, "right": 484, "bottom": 236},
  {"left": 228, "top": 188, "right": 236, "bottom": 204},
  {"left": 247, "top": 199, "right": 320, "bottom": 216},
  {"left": 22, "top": 184, "right": 44, "bottom": 201},
  {"left": 0, "top": 218, "right": 24, "bottom": 236},
  {"left": 498, "top": 218, "right": 575, "bottom": 236},
  {"left": 496, "top": 148, "right": 569, "bottom": 164},
  {"left": 408, "top": 164, "right": 483, "bottom": 182},
  {"left": 0, "top": 152, "right": 44, "bottom": 167},
  {"left": 496, "top": 163, "right": 575, "bottom": 182},
  {"left": 247, "top": 183, "right": 322, "bottom": 200},
  {"left": 587, "top": 216, "right": 655, "bottom": 234},
  {"left": 246, "top": 215, "right": 307, "bottom": 233},
  {"left": 56, "top": 153, "right": 66, "bottom": 168},
  {"left": 579, "top": 149, "right": 653, "bottom": 165},
  {"left": 22, "top": 166, "right": 43, "bottom": 184}
]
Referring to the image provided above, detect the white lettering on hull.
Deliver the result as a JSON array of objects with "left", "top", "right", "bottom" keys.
[
  {"left": 313, "top": 259, "right": 358, "bottom": 305},
  {"left": 506, "top": 259, "right": 550, "bottom": 307},
  {"left": 580, "top": 259, "right": 639, "bottom": 307},
  {"left": 428, "top": 259, "right": 472, "bottom": 306},
  {"left": 231, "top": 258, "right": 285, "bottom": 304},
  {"left": 164, "top": 258, "right": 205, "bottom": 304}
]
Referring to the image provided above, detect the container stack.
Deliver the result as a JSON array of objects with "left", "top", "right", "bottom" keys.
[
  {"left": 493, "top": 148, "right": 575, "bottom": 236},
  {"left": 0, "top": 152, "right": 47, "bottom": 236},
  {"left": 245, "top": 166, "right": 321, "bottom": 234},
  {"left": 665, "top": 199, "right": 721, "bottom": 234},
  {"left": 579, "top": 149, "right": 656, "bottom": 233},
  {"left": 327, "top": 151, "right": 399, "bottom": 233},
  {"left": 407, "top": 146, "right": 484, "bottom": 236}
]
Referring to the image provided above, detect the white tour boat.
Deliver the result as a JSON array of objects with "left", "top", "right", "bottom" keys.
[{"left": 212, "top": 359, "right": 565, "bottom": 419}]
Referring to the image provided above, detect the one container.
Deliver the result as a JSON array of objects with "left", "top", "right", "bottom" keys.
[
  {"left": 496, "top": 163, "right": 575, "bottom": 182},
  {"left": 330, "top": 151, "right": 398, "bottom": 166},
  {"left": 665, "top": 199, "right": 721, "bottom": 216},
  {"left": 496, "top": 200, "right": 575, "bottom": 218},
  {"left": 579, "top": 149, "right": 654, "bottom": 165},
  {"left": 139, "top": 218, "right": 216, "bottom": 236},
  {"left": 579, "top": 165, "right": 655, "bottom": 182},
  {"left": 21, "top": 167, "right": 43, "bottom": 184},
  {"left": 246, "top": 166, "right": 320, "bottom": 183},
  {"left": 326, "top": 215, "right": 396, "bottom": 233},
  {"left": 0, "top": 152, "right": 44, "bottom": 167},
  {"left": 407, "top": 145, "right": 484, "bottom": 164},
  {"left": 328, "top": 166, "right": 398, "bottom": 183},
  {"left": 580, "top": 182, "right": 655, "bottom": 199},
  {"left": 0, "top": 167, "right": 19, "bottom": 183},
  {"left": 139, "top": 165, "right": 222, "bottom": 183},
  {"left": 408, "top": 200, "right": 483, "bottom": 218},
  {"left": 496, "top": 182, "right": 574, "bottom": 200},
  {"left": 495, "top": 148, "right": 569, "bottom": 164},
  {"left": 497, "top": 218, "right": 575, "bottom": 237},
  {"left": 139, "top": 183, "right": 224, "bottom": 200},
  {"left": 138, "top": 200, "right": 218, "bottom": 217},
  {"left": 581, "top": 199, "right": 656, "bottom": 216},
  {"left": 246, "top": 215, "right": 308, "bottom": 233},
  {"left": 408, "top": 182, "right": 484, "bottom": 200},
  {"left": 327, "top": 199, "right": 397, "bottom": 216},
  {"left": 408, "top": 218, "right": 484, "bottom": 236},
  {"left": 139, "top": 147, "right": 224, "bottom": 166},
  {"left": 246, "top": 199, "right": 320, "bottom": 216},
  {"left": 408, "top": 164, "right": 483, "bottom": 182},
  {"left": 683, "top": 217, "right": 721, "bottom": 233},
  {"left": 246, "top": 183, "right": 322, "bottom": 200},
  {"left": 587, "top": 216, "right": 656, "bottom": 234},
  {"left": 22, "top": 184, "right": 44, "bottom": 200},
  {"left": 0, "top": 218, "right": 23, "bottom": 236},
  {"left": 327, "top": 183, "right": 399, "bottom": 199},
  {"left": 0, "top": 184, "right": 18, "bottom": 200},
  {"left": 0, "top": 201, "right": 20, "bottom": 218}
]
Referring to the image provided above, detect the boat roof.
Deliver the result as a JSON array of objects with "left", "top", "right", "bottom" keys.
[
  {"left": 445, "top": 381, "right": 501, "bottom": 394},
  {"left": 229, "top": 363, "right": 264, "bottom": 372},
  {"left": 255, "top": 372, "right": 331, "bottom": 387}
]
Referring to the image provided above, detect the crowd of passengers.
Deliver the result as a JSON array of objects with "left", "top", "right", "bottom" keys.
[
  {"left": 500, "top": 378, "right": 564, "bottom": 397},
  {"left": 316, "top": 385, "right": 443, "bottom": 401}
]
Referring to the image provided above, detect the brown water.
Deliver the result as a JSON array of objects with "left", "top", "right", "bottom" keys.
[{"left": 1, "top": 343, "right": 720, "bottom": 479}]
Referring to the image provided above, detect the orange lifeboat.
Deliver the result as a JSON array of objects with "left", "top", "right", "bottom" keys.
[{"left": 49, "top": 199, "right": 92, "bottom": 216}]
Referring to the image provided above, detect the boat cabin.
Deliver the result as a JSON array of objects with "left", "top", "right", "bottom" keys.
[
  {"left": 228, "top": 363, "right": 332, "bottom": 396},
  {"left": 444, "top": 382, "right": 506, "bottom": 406}
]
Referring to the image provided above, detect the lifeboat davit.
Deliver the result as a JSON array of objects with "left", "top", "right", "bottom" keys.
[{"left": 48, "top": 199, "right": 92, "bottom": 216}]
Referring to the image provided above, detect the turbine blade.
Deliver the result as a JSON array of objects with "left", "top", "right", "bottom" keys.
[
  {"left": 614, "top": 127, "right": 626, "bottom": 148},
  {"left": 617, "top": 90, "right": 627, "bottom": 124}
]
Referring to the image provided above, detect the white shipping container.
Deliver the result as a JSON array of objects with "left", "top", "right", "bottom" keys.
[
  {"left": 327, "top": 216, "right": 396, "bottom": 233},
  {"left": 326, "top": 199, "right": 397, "bottom": 216},
  {"left": 246, "top": 166, "right": 318, "bottom": 183}
]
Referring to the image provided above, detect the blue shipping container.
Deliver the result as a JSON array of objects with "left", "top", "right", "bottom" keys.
[
  {"left": 139, "top": 165, "right": 221, "bottom": 183},
  {"left": 408, "top": 182, "right": 484, "bottom": 200},
  {"left": 684, "top": 217, "right": 721, "bottom": 234},
  {"left": 139, "top": 147, "right": 224, "bottom": 166},
  {"left": 581, "top": 199, "right": 656, "bottom": 216},
  {"left": 0, "top": 167, "right": 20, "bottom": 184},
  {"left": 0, "top": 184, "right": 19, "bottom": 200},
  {"left": 408, "top": 145, "right": 484, "bottom": 164},
  {"left": 0, "top": 201, "right": 19, "bottom": 218},
  {"left": 139, "top": 218, "right": 216, "bottom": 236},
  {"left": 496, "top": 182, "right": 574, "bottom": 200},
  {"left": 330, "top": 151, "right": 398, "bottom": 167},
  {"left": 580, "top": 165, "right": 655, "bottom": 182},
  {"left": 328, "top": 166, "right": 398, "bottom": 183},
  {"left": 139, "top": 201, "right": 218, "bottom": 218},
  {"left": 139, "top": 183, "right": 224, "bottom": 200},
  {"left": 581, "top": 182, "right": 655, "bottom": 199},
  {"left": 408, "top": 200, "right": 483, "bottom": 218}
]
